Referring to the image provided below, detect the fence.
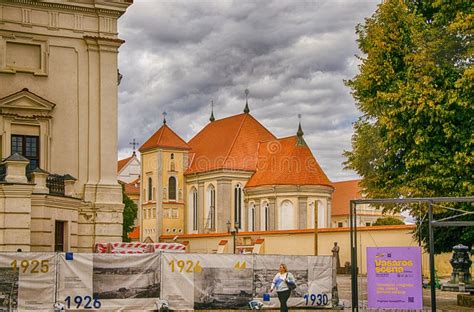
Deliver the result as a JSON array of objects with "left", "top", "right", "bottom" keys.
[{"left": 0, "top": 252, "right": 336, "bottom": 311}]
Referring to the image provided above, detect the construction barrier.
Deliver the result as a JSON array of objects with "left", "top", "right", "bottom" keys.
[{"left": 0, "top": 252, "right": 335, "bottom": 311}]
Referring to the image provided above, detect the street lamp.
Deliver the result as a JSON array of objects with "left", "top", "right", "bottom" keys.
[{"left": 226, "top": 220, "right": 239, "bottom": 254}]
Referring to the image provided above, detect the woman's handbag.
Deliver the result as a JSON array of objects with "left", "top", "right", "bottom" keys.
[{"left": 286, "top": 275, "right": 297, "bottom": 290}]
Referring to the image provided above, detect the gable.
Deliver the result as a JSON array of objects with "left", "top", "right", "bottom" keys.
[{"left": 0, "top": 88, "right": 55, "bottom": 117}]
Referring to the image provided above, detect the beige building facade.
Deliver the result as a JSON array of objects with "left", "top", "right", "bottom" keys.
[{"left": 0, "top": 0, "right": 131, "bottom": 252}]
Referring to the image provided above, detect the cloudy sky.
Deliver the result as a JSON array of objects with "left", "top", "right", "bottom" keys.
[{"left": 117, "top": 0, "right": 380, "bottom": 182}]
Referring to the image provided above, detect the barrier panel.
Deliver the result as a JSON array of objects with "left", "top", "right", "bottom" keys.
[
  {"left": 0, "top": 252, "right": 335, "bottom": 311},
  {"left": 58, "top": 253, "right": 160, "bottom": 311},
  {"left": 0, "top": 252, "right": 56, "bottom": 311},
  {"left": 253, "top": 255, "right": 333, "bottom": 309}
]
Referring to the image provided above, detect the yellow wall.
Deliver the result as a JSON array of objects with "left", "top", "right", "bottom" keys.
[{"left": 162, "top": 225, "right": 455, "bottom": 277}]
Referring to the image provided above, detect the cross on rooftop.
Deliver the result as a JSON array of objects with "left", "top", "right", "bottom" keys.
[
  {"left": 163, "top": 111, "right": 167, "bottom": 124},
  {"left": 129, "top": 138, "right": 139, "bottom": 154}
]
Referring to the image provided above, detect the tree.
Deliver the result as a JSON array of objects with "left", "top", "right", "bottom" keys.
[
  {"left": 344, "top": 0, "right": 473, "bottom": 253},
  {"left": 122, "top": 186, "right": 138, "bottom": 242},
  {"left": 373, "top": 217, "right": 405, "bottom": 226}
]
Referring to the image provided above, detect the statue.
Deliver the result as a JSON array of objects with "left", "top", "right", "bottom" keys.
[
  {"left": 449, "top": 244, "right": 472, "bottom": 284},
  {"left": 332, "top": 242, "right": 341, "bottom": 270}
]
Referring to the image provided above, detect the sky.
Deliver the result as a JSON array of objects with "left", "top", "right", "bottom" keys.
[{"left": 117, "top": 0, "right": 380, "bottom": 182}]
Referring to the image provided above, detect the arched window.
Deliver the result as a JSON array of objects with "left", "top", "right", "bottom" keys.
[
  {"left": 248, "top": 203, "right": 255, "bottom": 232},
  {"left": 148, "top": 177, "right": 153, "bottom": 201},
  {"left": 279, "top": 200, "right": 295, "bottom": 230},
  {"left": 170, "top": 153, "right": 174, "bottom": 160},
  {"left": 190, "top": 188, "right": 198, "bottom": 231},
  {"left": 169, "top": 176, "right": 176, "bottom": 200},
  {"left": 207, "top": 185, "right": 216, "bottom": 230},
  {"left": 234, "top": 184, "right": 242, "bottom": 228},
  {"left": 261, "top": 201, "right": 269, "bottom": 231}
]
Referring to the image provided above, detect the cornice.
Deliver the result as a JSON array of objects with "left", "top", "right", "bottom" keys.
[{"left": 1, "top": 0, "right": 127, "bottom": 17}]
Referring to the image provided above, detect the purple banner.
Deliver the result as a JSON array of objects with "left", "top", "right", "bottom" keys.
[{"left": 367, "top": 247, "right": 422, "bottom": 310}]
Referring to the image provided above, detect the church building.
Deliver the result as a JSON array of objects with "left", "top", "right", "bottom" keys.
[{"left": 138, "top": 96, "right": 334, "bottom": 242}]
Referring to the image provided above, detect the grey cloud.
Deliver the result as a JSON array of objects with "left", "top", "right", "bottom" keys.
[{"left": 117, "top": 0, "right": 379, "bottom": 180}]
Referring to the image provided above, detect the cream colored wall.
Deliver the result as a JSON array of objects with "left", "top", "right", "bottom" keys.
[
  {"left": 165, "top": 226, "right": 454, "bottom": 276},
  {"left": 0, "top": 1, "right": 131, "bottom": 250},
  {"left": 140, "top": 150, "right": 158, "bottom": 241}
]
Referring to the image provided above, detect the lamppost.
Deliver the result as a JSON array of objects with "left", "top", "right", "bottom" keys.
[{"left": 226, "top": 220, "right": 239, "bottom": 254}]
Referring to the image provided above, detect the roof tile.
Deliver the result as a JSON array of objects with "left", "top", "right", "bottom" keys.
[
  {"left": 139, "top": 124, "right": 190, "bottom": 152},
  {"left": 245, "top": 136, "right": 333, "bottom": 188},
  {"left": 331, "top": 179, "right": 362, "bottom": 216}
]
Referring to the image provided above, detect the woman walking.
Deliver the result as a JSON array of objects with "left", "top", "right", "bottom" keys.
[{"left": 270, "top": 263, "right": 296, "bottom": 312}]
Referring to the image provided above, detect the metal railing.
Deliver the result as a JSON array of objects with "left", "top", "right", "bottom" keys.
[{"left": 46, "top": 174, "right": 65, "bottom": 196}]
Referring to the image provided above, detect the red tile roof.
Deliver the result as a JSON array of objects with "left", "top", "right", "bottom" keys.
[
  {"left": 139, "top": 124, "right": 190, "bottom": 152},
  {"left": 117, "top": 155, "right": 133, "bottom": 173},
  {"left": 245, "top": 136, "right": 333, "bottom": 188},
  {"left": 331, "top": 179, "right": 362, "bottom": 216},
  {"left": 186, "top": 113, "right": 276, "bottom": 174},
  {"left": 128, "top": 226, "right": 140, "bottom": 239},
  {"left": 124, "top": 178, "right": 140, "bottom": 196}
]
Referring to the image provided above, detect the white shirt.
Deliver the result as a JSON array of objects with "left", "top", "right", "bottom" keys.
[{"left": 271, "top": 272, "right": 295, "bottom": 292}]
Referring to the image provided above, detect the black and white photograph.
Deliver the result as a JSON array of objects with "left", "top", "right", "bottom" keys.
[
  {"left": 194, "top": 267, "right": 253, "bottom": 309},
  {"left": 0, "top": 267, "right": 19, "bottom": 311},
  {"left": 253, "top": 256, "right": 309, "bottom": 299},
  {"left": 92, "top": 254, "right": 160, "bottom": 299}
]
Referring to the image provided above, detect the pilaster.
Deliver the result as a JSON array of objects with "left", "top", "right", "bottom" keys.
[
  {"left": 298, "top": 196, "right": 308, "bottom": 229},
  {"left": 197, "top": 182, "right": 205, "bottom": 233},
  {"left": 268, "top": 197, "right": 276, "bottom": 231},
  {"left": 216, "top": 178, "right": 231, "bottom": 232}
]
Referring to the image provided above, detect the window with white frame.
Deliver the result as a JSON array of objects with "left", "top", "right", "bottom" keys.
[
  {"left": 234, "top": 184, "right": 242, "bottom": 228},
  {"left": 190, "top": 188, "right": 198, "bottom": 231},
  {"left": 207, "top": 185, "right": 216, "bottom": 230},
  {"left": 248, "top": 203, "right": 255, "bottom": 231}
]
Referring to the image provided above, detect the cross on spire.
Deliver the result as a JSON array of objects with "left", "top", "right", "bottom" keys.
[
  {"left": 163, "top": 111, "right": 167, "bottom": 124},
  {"left": 244, "top": 88, "right": 250, "bottom": 113},
  {"left": 129, "top": 138, "right": 139, "bottom": 155}
]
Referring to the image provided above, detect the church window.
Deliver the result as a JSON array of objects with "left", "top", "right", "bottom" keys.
[
  {"left": 262, "top": 201, "right": 270, "bottom": 231},
  {"left": 11, "top": 135, "right": 39, "bottom": 170},
  {"left": 248, "top": 203, "right": 255, "bottom": 231},
  {"left": 170, "top": 153, "right": 174, "bottom": 159},
  {"left": 169, "top": 176, "right": 177, "bottom": 200},
  {"left": 309, "top": 200, "right": 326, "bottom": 229},
  {"left": 234, "top": 184, "right": 242, "bottom": 228},
  {"left": 279, "top": 200, "right": 295, "bottom": 230},
  {"left": 191, "top": 188, "right": 198, "bottom": 231},
  {"left": 147, "top": 177, "right": 153, "bottom": 201},
  {"left": 207, "top": 185, "right": 216, "bottom": 230}
]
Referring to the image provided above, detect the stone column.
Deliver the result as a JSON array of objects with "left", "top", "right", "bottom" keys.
[
  {"left": 216, "top": 179, "right": 232, "bottom": 232},
  {"left": 298, "top": 197, "right": 308, "bottom": 229}
]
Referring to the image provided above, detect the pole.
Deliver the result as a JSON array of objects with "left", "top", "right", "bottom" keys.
[
  {"left": 428, "top": 202, "right": 436, "bottom": 312},
  {"left": 314, "top": 200, "right": 318, "bottom": 256},
  {"left": 233, "top": 232, "right": 236, "bottom": 254},
  {"left": 353, "top": 201, "right": 358, "bottom": 311},
  {"left": 350, "top": 201, "right": 357, "bottom": 312}
]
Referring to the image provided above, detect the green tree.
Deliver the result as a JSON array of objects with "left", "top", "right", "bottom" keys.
[
  {"left": 122, "top": 186, "right": 138, "bottom": 242},
  {"left": 373, "top": 217, "right": 405, "bottom": 226},
  {"left": 344, "top": 0, "right": 473, "bottom": 253}
]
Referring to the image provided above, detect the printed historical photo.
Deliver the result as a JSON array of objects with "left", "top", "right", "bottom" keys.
[
  {"left": 92, "top": 254, "right": 160, "bottom": 299},
  {"left": 253, "top": 256, "right": 309, "bottom": 298},
  {"left": 194, "top": 267, "right": 253, "bottom": 309},
  {"left": 0, "top": 267, "right": 19, "bottom": 311}
]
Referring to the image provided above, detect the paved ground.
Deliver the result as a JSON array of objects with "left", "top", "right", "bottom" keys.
[
  {"left": 203, "top": 275, "right": 473, "bottom": 311},
  {"left": 335, "top": 274, "right": 473, "bottom": 311}
]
